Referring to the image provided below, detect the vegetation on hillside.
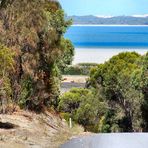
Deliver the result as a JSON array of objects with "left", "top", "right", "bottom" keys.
[
  {"left": 58, "top": 87, "right": 106, "bottom": 132},
  {"left": 59, "top": 52, "right": 148, "bottom": 132},
  {"left": 0, "top": 0, "right": 74, "bottom": 112},
  {"left": 67, "top": 15, "right": 148, "bottom": 25},
  {"left": 0, "top": 0, "right": 148, "bottom": 135},
  {"left": 63, "top": 63, "right": 98, "bottom": 75}
]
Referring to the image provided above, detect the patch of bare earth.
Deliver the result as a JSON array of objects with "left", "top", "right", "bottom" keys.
[
  {"left": 0, "top": 110, "right": 84, "bottom": 148},
  {"left": 61, "top": 75, "right": 88, "bottom": 94},
  {"left": 62, "top": 75, "right": 88, "bottom": 83}
]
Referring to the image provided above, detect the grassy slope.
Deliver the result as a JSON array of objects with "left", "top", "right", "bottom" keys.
[{"left": 0, "top": 110, "right": 84, "bottom": 148}]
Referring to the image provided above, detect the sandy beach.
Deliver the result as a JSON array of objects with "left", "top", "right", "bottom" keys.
[{"left": 73, "top": 48, "right": 148, "bottom": 64}]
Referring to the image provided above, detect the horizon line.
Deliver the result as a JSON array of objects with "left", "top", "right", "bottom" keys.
[
  {"left": 67, "top": 14, "right": 148, "bottom": 18},
  {"left": 72, "top": 24, "right": 148, "bottom": 27}
]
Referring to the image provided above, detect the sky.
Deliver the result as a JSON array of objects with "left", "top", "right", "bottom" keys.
[{"left": 59, "top": 0, "right": 148, "bottom": 16}]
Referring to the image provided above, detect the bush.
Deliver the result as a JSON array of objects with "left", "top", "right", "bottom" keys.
[
  {"left": 63, "top": 63, "right": 98, "bottom": 75},
  {"left": 88, "top": 52, "right": 145, "bottom": 132},
  {"left": 0, "top": 44, "right": 15, "bottom": 113},
  {"left": 58, "top": 88, "right": 107, "bottom": 132}
]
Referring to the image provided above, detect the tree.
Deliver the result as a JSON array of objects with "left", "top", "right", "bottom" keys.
[
  {"left": 141, "top": 52, "right": 148, "bottom": 98},
  {"left": 140, "top": 52, "right": 148, "bottom": 131},
  {"left": 0, "top": 44, "right": 15, "bottom": 113},
  {"left": 131, "top": 52, "right": 148, "bottom": 131},
  {"left": 58, "top": 88, "right": 107, "bottom": 132},
  {"left": 88, "top": 52, "right": 142, "bottom": 132},
  {"left": 58, "top": 88, "right": 90, "bottom": 113},
  {"left": 0, "top": 0, "right": 74, "bottom": 111},
  {"left": 57, "top": 38, "right": 74, "bottom": 73}
]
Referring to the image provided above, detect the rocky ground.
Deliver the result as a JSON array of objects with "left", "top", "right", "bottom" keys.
[{"left": 0, "top": 110, "right": 84, "bottom": 148}]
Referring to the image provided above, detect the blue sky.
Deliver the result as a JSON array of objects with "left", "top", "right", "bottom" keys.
[{"left": 59, "top": 0, "right": 148, "bottom": 16}]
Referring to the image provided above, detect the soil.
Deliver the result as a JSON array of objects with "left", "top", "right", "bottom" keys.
[{"left": 0, "top": 110, "right": 84, "bottom": 148}]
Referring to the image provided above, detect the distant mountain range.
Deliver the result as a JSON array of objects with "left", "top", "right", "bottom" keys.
[{"left": 66, "top": 15, "right": 148, "bottom": 25}]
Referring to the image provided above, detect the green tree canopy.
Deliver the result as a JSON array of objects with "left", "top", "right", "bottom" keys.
[
  {"left": 88, "top": 52, "right": 142, "bottom": 132},
  {"left": 0, "top": 0, "right": 74, "bottom": 111},
  {"left": 58, "top": 88, "right": 107, "bottom": 132}
]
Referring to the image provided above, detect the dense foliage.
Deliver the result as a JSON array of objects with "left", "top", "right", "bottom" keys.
[
  {"left": 0, "top": 44, "right": 15, "bottom": 113},
  {"left": 0, "top": 0, "right": 74, "bottom": 112},
  {"left": 60, "top": 52, "right": 148, "bottom": 133},
  {"left": 88, "top": 52, "right": 148, "bottom": 132},
  {"left": 58, "top": 88, "right": 106, "bottom": 132},
  {"left": 63, "top": 63, "right": 98, "bottom": 75}
]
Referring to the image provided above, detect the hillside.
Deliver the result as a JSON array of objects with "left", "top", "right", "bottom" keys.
[
  {"left": 0, "top": 110, "right": 84, "bottom": 148},
  {"left": 66, "top": 15, "right": 148, "bottom": 25},
  {"left": 0, "top": 1, "right": 78, "bottom": 147}
]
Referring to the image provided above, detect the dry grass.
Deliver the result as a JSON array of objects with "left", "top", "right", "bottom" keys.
[
  {"left": 52, "top": 124, "right": 84, "bottom": 148},
  {"left": 0, "top": 110, "right": 84, "bottom": 148}
]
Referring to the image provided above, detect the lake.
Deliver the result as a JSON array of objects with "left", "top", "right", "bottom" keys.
[{"left": 64, "top": 25, "right": 148, "bottom": 64}]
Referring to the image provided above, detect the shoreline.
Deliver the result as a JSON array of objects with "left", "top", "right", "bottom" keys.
[
  {"left": 72, "top": 24, "right": 148, "bottom": 27},
  {"left": 73, "top": 46, "right": 148, "bottom": 49},
  {"left": 73, "top": 48, "right": 148, "bottom": 64}
]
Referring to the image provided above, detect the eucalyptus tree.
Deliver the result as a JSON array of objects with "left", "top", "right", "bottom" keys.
[
  {"left": 88, "top": 52, "right": 142, "bottom": 132},
  {"left": 0, "top": 44, "right": 15, "bottom": 113},
  {"left": 0, "top": 0, "right": 74, "bottom": 111},
  {"left": 140, "top": 53, "right": 148, "bottom": 131}
]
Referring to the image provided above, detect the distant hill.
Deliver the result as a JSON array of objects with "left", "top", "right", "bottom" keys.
[{"left": 66, "top": 15, "right": 148, "bottom": 25}]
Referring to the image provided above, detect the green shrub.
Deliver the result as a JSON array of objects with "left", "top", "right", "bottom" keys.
[
  {"left": 60, "top": 112, "right": 71, "bottom": 122},
  {"left": 63, "top": 63, "right": 98, "bottom": 75},
  {"left": 58, "top": 87, "right": 107, "bottom": 132}
]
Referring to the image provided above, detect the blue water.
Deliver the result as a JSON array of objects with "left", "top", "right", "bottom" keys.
[{"left": 64, "top": 26, "right": 148, "bottom": 48}]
